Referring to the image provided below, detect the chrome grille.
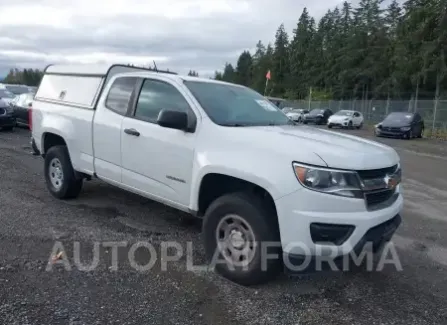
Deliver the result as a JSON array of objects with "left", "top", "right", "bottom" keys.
[
  {"left": 356, "top": 165, "right": 400, "bottom": 209},
  {"left": 357, "top": 165, "right": 398, "bottom": 180}
]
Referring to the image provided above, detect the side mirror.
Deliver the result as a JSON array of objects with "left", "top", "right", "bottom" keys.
[{"left": 157, "top": 109, "right": 189, "bottom": 131}]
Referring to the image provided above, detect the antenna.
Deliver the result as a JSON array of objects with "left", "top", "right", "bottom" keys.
[{"left": 153, "top": 60, "right": 158, "bottom": 72}]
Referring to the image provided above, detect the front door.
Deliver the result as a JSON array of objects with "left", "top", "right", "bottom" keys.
[{"left": 120, "top": 77, "right": 198, "bottom": 207}]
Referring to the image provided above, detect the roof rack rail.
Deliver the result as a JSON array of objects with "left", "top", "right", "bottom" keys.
[{"left": 125, "top": 62, "right": 177, "bottom": 75}]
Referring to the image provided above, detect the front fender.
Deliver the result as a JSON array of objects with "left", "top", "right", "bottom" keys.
[{"left": 189, "top": 151, "right": 306, "bottom": 211}]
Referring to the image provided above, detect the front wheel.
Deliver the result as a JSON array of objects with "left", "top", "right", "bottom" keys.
[
  {"left": 44, "top": 145, "right": 83, "bottom": 199},
  {"left": 202, "top": 192, "right": 282, "bottom": 286},
  {"left": 327, "top": 124, "right": 333, "bottom": 129}
]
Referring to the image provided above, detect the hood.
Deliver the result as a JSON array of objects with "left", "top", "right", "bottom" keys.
[
  {"left": 329, "top": 115, "right": 351, "bottom": 122},
  {"left": 215, "top": 125, "right": 399, "bottom": 170}
]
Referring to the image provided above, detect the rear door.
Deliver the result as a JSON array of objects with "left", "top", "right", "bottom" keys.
[
  {"left": 120, "top": 77, "right": 198, "bottom": 207},
  {"left": 353, "top": 111, "right": 362, "bottom": 126},
  {"left": 93, "top": 76, "right": 138, "bottom": 183}
]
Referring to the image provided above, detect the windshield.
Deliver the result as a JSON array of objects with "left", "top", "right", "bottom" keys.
[
  {"left": 309, "top": 109, "right": 324, "bottom": 115},
  {"left": 0, "top": 89, "right": 14, "bottom": 98},
  {"left": 184, "top": 81, "right": 292, "bottom": 126},
  {"left": 384, "top": 112, "right": 413, "bottom": 124},
  {"left": 334, "top": 110, "right": 354, "bottom": 116}
]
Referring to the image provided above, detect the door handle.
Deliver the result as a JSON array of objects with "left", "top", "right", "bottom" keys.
[{"left": 124, "top": 128, "right": 140, "bottom": 137}]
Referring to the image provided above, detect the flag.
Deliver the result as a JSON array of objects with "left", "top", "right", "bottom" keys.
[{"left": 266, "top": 70, "right": 271, "bottom": 80}]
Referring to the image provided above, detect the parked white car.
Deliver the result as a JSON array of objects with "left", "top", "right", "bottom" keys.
[
  {"left": 31, "top": 64, "right": 403, "bottom": 285},
  {"left": 327, "top": 110, "right": 364, "bottom": 129},
  {"left": 286, "top": 108, "right": 309, "bottom": 123}
]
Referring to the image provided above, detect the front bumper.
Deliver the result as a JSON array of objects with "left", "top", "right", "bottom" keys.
[
  {"left": 284, "top": 214, "right": 401, "bottom": 272},
  {"left": 328, "top": 121, "right": 350, "bottom": 127},
  {"left": 274, "top": 185, "right": 403, "bottom": 257},
  {"left": 375, "top": 129, "right": 408, "bottom": 137},
  {"left": 304, "top": 117, "right": 321, "bottom": 124},
  {"left": 0, "top": 115, "right": 16, "bottom": 127}
]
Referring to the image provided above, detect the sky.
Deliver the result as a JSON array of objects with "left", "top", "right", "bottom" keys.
[{"left": 0, "top": 0, "right": 348, "bottom": 78}]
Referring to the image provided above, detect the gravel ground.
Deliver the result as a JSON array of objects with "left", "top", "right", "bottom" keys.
[{"left": 1, "top": 127, "right": 447, "bottom": 324}]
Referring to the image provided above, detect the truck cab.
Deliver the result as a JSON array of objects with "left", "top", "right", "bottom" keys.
[{"left": 32, "top": 64, "right": 403, "bottom": 285}]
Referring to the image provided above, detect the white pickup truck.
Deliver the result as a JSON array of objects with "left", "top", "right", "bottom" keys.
[{"left": 31, "top": 64, "right": 403, "bottom": 285}]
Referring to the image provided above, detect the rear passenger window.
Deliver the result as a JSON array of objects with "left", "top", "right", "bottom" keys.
[
  {"left": 105, "top": 77, "right": 137, "bottom": 115},
  {"left": 134, "top": 79, "right": 190, "bottom": 123}
]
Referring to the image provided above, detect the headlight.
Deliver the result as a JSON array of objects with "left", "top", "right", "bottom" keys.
[
  {"left": 344, "top": 118, "right": 349, "bottom": 121},
  {"left": 293, "top": 163, "right": 363, "bottom": 198},
  {"left": 401, "top": 127, "right": 410, "bottom": 131}
]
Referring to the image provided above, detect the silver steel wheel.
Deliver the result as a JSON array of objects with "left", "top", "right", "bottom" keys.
[
  {"left": 216, "top": 214, "right": 256, "bottom": 267},
  {"left": 49, "top": 158, "right": 64, "bottom": 190}
]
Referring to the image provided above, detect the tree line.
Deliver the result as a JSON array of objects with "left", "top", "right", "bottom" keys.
[
  {"left": 1, "top": 68, "right": 44, "bottom": 86},
  {"left": 213, "top": 0, "right": 447, "bottom": 101}
]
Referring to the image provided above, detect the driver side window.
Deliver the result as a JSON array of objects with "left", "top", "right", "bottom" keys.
[{"left": 134, "top": 79, "right": 191, "bottom": 123}]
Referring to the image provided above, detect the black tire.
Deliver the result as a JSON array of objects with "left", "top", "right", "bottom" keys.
[
  {"left": 348, "top": 121, "right": 353, "bottom": 129},
  {"left": 202, "top": 192, "right": 282, "bottom": 286},
  {"left": 328, "top": 124, "right": 332, "bottom": 128},
  {"left": 303, "top": 121, "right": 308, "bottom": 125},
  {"left": 404, "top": 130, "right": 412, "bottom": 140},
  {"left": 356, "top": 123, "right": 363, "bottom": 129},
  {"left": 44, "top": 145, "right": 83, "bottom": 199},
  {"left": 1, "top": 126, "right": 13, "bottom": 131}
]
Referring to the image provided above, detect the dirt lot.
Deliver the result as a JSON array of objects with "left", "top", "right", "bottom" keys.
[{"left": 0, "top": 126, "right": 446, "bottom": 325}]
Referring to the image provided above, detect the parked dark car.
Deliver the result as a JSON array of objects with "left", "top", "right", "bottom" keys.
[
  {"left": 4, "top": 84, "right": 30, "bottom": 95},
  {"left": 0, "top": 89, "right": 16, "bottom": 105},
  {"left": 375, "top": 112, "right": 424, "bottom": 139},
  {"left": 0, "top": 99, "right": 16, "bottom": 131},
  {"left": 303, "top": 108, "right": 333, "bottom": 125},
  {"left": 10, "top": 92, "right": 34, "bottom": 128}
]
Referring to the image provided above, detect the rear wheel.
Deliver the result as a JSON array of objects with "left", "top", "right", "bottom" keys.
[
  {"left": 202, "top": 192, "right": 281, "bottom": 286},
  {"left": 356, "top": 122, "right": 363, "bottom": 129},
  {"left": 327, "top": 124, "right": 333, "bottom": 128},
  {"left": 44, "top": 145, "right": 83, "bottom": 199}
]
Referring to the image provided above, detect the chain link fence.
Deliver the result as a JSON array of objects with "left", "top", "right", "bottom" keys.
[{"left": 282, "top": 98, "right": 447, "bottom": 133}]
